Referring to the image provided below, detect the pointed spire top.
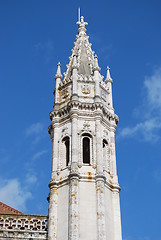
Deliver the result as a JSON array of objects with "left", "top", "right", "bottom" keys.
[
  {"left": 105, "top": 66, "right": 113, "bottom": 83},
  {"left": 93, "top": 54, "right": 100, "bottom": 72},
  {"left": 55, "top": 62, "right": 62, "bottom": 80},
  {"left": 77, "top": 16, "right": 88, "bottom": 35}
]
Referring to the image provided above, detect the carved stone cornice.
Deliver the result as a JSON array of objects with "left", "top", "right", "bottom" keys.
[{"left": 50, "top": 101, "right": 118, "bottom": 125}]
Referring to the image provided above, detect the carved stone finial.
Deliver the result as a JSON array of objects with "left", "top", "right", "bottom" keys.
[
  {"left": 105, "top": 66, "right": 113, "bottom": 84},
  {"left": 55, "top": 62, "right": 62, "bottom": 80},
  {"left": 77, "top": 16, "right": 88, "bottom": 35}
]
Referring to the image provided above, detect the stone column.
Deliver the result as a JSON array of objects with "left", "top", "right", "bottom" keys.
[
  {"left": 113, "top": 189, "right": 122, "bottom": 240},
  {"left": 71, "top": 114, "right": 78, "bottom": 165},
  {"left": 69, "top": 114, "right": 79, "bottom": 240},
  {"left": 96, "top": 176, "right": 106, "bottom": 240},
  {"left": 51, "top": 123, "right": 59, "bottom": 178},
  {"left": 48, "top": 185, "right": 58, "bottom": 240},
  {"left": 110, "top": 130, "right": 118, "bottom": 184},
  {"left": 69, "top": 172, "right": 79, "bottom": 240},
  {"left": 95, "top": 118, "right": 106, "bottom": 240},
  {"left": 95, "top": 118, "right": 103, "bottom": 174}
]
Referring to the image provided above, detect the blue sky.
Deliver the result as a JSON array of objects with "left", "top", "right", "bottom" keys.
[{"left": 0, "top": 0, "right": 161, "bottom": 239}]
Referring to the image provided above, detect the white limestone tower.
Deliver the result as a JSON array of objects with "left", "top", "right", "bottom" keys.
[{"left": 48, "top": 16, "right": 122, "bottom": 240}]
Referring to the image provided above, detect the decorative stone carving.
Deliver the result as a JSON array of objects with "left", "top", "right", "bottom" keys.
[
  {"left": 81, "top": 85, "right": 90, "bottom": 94},
  {"left": 62, "top": 88, "right": 69, "bottom": 99},
  {"left": 0, "top": 214, "right": 47, "bottom": 239},
  {"left": 83, "top": 121, "right": 90, "bottom": 131}
]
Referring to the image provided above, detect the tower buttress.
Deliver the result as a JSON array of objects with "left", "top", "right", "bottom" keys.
[{"left": 48, "top": 15, "right": 122, "bottom": 240}]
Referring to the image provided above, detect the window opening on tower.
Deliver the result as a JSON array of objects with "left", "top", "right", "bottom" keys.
[
  {"left": 83, "top": 136, "right": 90, "bottom": 164},
  {"left": 63, "top": 136, "right": 70, "bottom": 166}
]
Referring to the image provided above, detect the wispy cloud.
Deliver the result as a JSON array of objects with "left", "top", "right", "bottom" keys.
[
  {"left": 25, "top": 172, "right": 38, "bottom": 185},
  {"left": 32, "top": 150, "right": 47, "bottom": 161},
  {"left": 0, "top": 178, "right": 32, "bottom": 212},
  {"left": 120, "top": 118, "right": 161, "bottom": 142},
  {"left": 119, "top": 67, "right": 161, "bottom": 142},
  {"left": 25, "top": 122, "right": 44, "bottom": 144},
  {"left": 25, "top": 122, "right": 44, "bottom": 136}
]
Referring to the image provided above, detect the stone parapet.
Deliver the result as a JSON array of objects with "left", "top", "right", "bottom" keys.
[{"left": 0, "top": 213, "right": 47, "bottom": 239}]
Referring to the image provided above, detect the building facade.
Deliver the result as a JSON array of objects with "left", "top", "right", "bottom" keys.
[{"left": 48, "top": 16, "right": 122, "bottom": 240}]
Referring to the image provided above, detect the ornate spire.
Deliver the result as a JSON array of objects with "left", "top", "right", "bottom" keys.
[
  {"left": 105, "top": 66, "right": 113, "bottom": 83},
  {"left": 55, "top": 62, "right": 62, "bottom": 80},
  {"left": 64, "top": 16, "right": 101, "bottom": 80}
]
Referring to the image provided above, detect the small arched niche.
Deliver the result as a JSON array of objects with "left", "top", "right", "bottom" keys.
[
  {"left": 62, "top": 136, "right": 70, "bottom": 166},
  {"left": 82, "top": 133, "right": 92, "bottom": 165}
]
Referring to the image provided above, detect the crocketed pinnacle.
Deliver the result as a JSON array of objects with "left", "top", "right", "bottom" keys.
[
  {"left": 105, "top": 66, "right": 113, "bottom": 83},
  {"left": 55, "top": 62, "right": 62, "bottom": 80},
  {"left": 93, "top": 55, "right": 100, "bottom": 72}
]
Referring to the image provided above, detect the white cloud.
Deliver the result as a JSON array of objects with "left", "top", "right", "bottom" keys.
[
  {"left": 32, "top": 150, "right": 47, "bottom": 161},
  {"left": 119, "top": 67, "right": 161, "bottom": 142},
  {"left": 120, "top": 118, "right": 161, "bottom": 142},
  {"left": 144, "top": 67, "right": 161, "bottom": 111},
  {"left": 0, "top": 178, "right": 32, "bottom": 212}
]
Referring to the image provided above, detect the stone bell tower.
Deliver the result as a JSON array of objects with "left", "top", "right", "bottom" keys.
[{"left": 48, "top": 16, "right": 122, "bottom": 240}]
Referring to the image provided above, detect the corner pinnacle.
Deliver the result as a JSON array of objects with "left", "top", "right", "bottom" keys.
[{"left": 55, "top": 62, "right": 62, "bottom": 80}]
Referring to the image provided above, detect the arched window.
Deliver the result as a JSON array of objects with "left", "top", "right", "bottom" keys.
[
  {"left": 62, "top": 136, "right": 70, "bottom": 166},
  {"left": 82, "top": 133, "right": 91, "bottom": 164}
]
